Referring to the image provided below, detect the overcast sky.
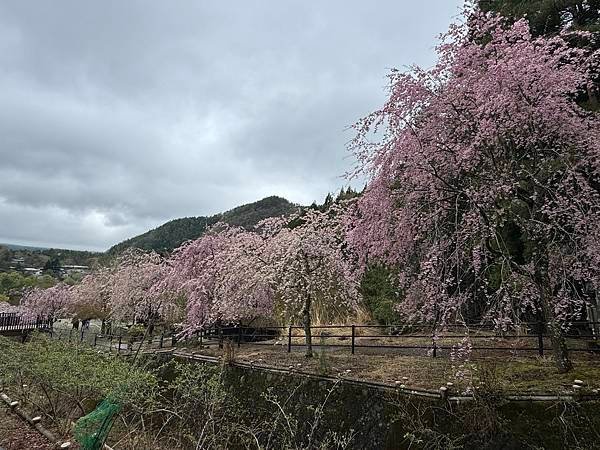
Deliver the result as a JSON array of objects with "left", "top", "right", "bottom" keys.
[{"left": 0, "top": 1, "right": 462, "bottom": 251}]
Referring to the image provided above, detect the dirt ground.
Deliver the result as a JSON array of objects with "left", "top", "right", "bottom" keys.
[
  {"left": 176, "top": 337, "right": 600, "bottom": 395},
  {"left": 0, "top": 406, "right": 55, "bottom": 450}
]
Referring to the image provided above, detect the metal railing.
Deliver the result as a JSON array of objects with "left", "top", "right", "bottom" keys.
[
  {"left": 199, "top": 321, "right": 600, "bottom": 358},
  {"left": 49, "top": 327, "right": 175, "bottom": 355},
  {"left": 0, "top": 313, "right": 53, "bottom": 333},
  {"left": 46, "top": 320, "right": 600, "bottom": 360}
]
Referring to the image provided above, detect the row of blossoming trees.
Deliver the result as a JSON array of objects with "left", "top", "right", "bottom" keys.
[
  {"left": 21, "top": 7, "right": 600, "bottom": 371},
  {"left": 22, "top": 205, "right": 360, "bottom": 357}
]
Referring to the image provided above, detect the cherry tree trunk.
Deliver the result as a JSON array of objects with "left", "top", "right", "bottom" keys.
[
  {"left": 537, "top": 271, "right": 573, "bottom": 373},
  {"left": 302, "top": 293, "right": 313, "bottom": 358},
  {"left": 547, "top": 320, "right": 572, "bottom": 373}
]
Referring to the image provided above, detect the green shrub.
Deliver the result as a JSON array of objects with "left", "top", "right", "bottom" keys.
[
  {"left": 360, "top": 265, "right": 401, "bottom": 325},
  {"left": 127, "top": 324, "right": 146, "bottom": 341},
  {"left": 0, "top": 334, "right": 158, "bottom": 435}
]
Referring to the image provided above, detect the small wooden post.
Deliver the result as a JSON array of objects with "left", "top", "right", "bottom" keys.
[
  {"left": 432, "top": 336, "right": 437, "bottom": 358},
  {"left": 199, "top": 330, "right": 203, "bottom": 348},
  {"left": 93, "top": 334, "right": 98, "bottom": 346},
  {"left": 109, "top": 335, "right": 113, "bottom": 353},
  {"left": 351, "top": 325, "right": 355, "bottom": 355},
  {"left": 159, "top": 333, "right": 164, "bottom": 349},
  {"left": 238, "top": 326, "right": 242, "bottom": 348},
  {"left": 439, "top": 386, "right": 448, "bottom": 402},
  {"left": 287, "top": 326, "right": 292, "bottom": 353},
  {"left": 218, "top": 325, "right": 223, "bottom": 349},
  {"left": 118, "top": 335, "right": 122, "bottom": 353},
  {"left": 80, "top": 330, "right": 84, "bottom": 342}
]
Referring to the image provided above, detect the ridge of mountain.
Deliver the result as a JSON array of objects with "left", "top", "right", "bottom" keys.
[{"left": 106, "top": 196, "right": 299, "bottom": 254}]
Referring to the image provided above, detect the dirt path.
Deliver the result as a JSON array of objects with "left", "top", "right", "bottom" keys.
[{"left": 0, "top": 406, "right": 55, "bottom": 450}]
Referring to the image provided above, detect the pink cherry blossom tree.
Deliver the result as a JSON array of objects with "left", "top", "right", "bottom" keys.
[
  {"left": 159, "top": 224, "right": 274, "bottom": 336},
  {"left": 110, "top": 249, "right": 178, "bottom": 335},
  {"left": 71, "top": 266, "right": 115, "bottom": 333},
  {"left": 0, "top": 301, "right": 21, "bottom": 314},
  {"left": 21, "top": 282, "right": 74, "bottom": 325},
  {"left": 347, "top": 9, "right": 600, "bottom": 372},
  {"left": 263, "top": 205, "right": 361, "bottom": 357}
]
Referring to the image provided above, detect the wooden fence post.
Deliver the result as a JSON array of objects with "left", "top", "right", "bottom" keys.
[
  {"left": 351, "top": 325, "right": 355, "bottom": 355},
  {"left": 218, "top": 325, "right": 223, "bottom": 349},
  {"left": 93, "top": 334, "right": 97, "bottom": 346},
  {"left": 538, "top": 321, "right": 544, "bottom": 357},
  {"left": 118, "top": 335, "right": 122, "bottom": 354},
  {"left": 287, "top": 326, "right": 292, "bottom": 353},
  {"left": 238, "top": 326, "right": 242, "bottom": 348},
  {"left": 432, "top": 335, "right": 437, "bottom": 358},
  {"left": 159, "top": 332, "right": 164, "bottom": 349}
]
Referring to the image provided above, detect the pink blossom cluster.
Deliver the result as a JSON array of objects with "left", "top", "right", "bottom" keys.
[
  {"left": 20, "top": 282, "right": 73, "bottom": 320},
  {"left": 19, "top": 207, "right": 361, "bottom": 335},
  {"left": 160, "top": 204, "right": 361, "bottom": 335},
  {"left": 0, "top": 301, "right": 21, "bottom": 314},
  {"left": 347, "top": 9, "right": 600, "bottom": 331}
]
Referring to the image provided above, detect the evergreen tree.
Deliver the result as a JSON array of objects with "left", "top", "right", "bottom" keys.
[{"left": 479, "top": 0, "right": 600, "bottom": 35}]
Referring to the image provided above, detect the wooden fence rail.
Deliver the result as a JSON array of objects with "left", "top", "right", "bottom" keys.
[{"left": 47, "top": 320, "right": 600, "bottom": 360}]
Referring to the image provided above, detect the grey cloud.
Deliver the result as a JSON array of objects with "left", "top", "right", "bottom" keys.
[{"left": 0, "top": 0, "right": 462, "bottom": 250}]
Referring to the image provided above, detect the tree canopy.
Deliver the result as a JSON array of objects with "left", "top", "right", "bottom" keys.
[{"left": 347, "top": 9, "right": 600, "bottom": 371}]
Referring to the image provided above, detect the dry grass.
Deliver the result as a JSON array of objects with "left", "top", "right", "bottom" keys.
[{"left": 184, "top": 338, "right": 600, "bottom": 395}]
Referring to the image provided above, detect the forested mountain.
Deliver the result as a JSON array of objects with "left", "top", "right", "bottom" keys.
[{"left": 107, "top": 196, "right": 298, "bottom": 255}]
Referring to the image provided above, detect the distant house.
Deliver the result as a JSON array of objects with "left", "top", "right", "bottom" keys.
[
  {"left": 23, "top": 267, "right": 43, "bottom": 276},
  {"left": 61, "top": 265, "right": 90, "bottom": 276}
]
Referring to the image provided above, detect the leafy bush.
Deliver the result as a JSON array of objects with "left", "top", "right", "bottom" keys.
[
  {"left": 127, "top": 324, "right": 146, "bottom": 341},
  {"left": 0, "top": 334, "right": 158, "bottom": 435},
  {"left": 360, "top": 265, "right": 401, "bottom": 325}
]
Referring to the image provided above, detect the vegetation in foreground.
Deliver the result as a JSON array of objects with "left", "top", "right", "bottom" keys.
[
  {"left": 1, "top": 335, "right": 599, "bottom": 449},
  {"left": 0, "top": 334, "right": 363, "bottom": 449}
]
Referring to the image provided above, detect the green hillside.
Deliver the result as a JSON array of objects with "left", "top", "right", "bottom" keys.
[{"left": 107, "top": 196, "right": 298, "bottom": 254}]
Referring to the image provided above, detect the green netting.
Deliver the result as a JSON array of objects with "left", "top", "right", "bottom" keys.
[{"left": 74, "top": 398, "right": 121, "bottom": 450}]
